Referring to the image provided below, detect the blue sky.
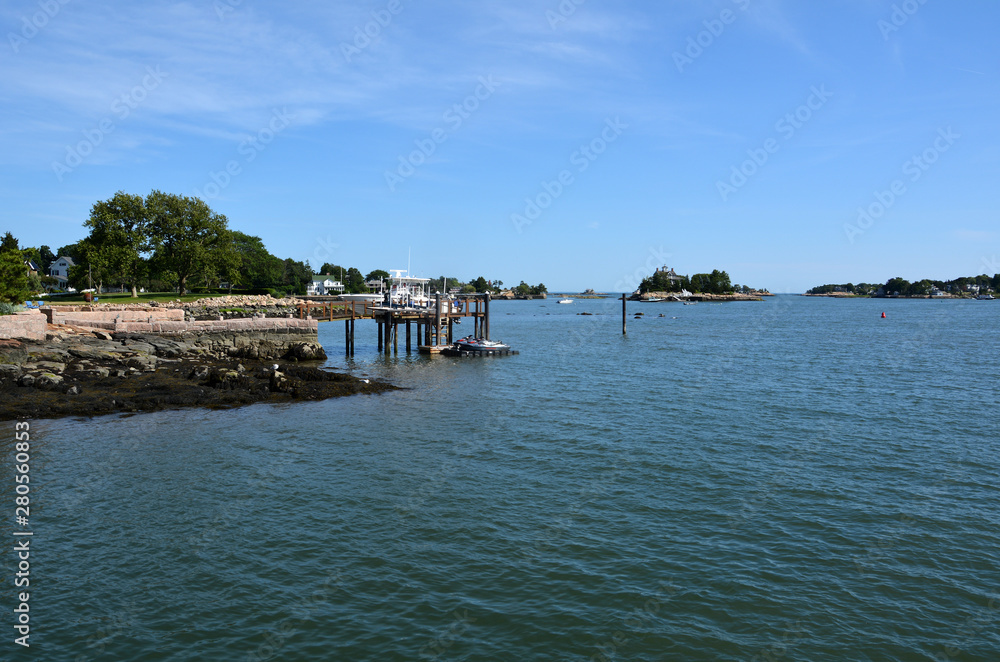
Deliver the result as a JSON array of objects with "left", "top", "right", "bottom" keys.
[{"left": 2, "top": 0, "right": 998, "bottom": 292}]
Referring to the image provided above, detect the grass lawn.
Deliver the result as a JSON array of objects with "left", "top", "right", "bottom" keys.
[{"left": 42, "top": 292, "right": 230, "bottom": 305}]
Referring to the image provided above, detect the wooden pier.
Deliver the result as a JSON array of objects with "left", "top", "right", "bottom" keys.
[{"left": 297, "top": 293, "right": 498, "bottom": 355}]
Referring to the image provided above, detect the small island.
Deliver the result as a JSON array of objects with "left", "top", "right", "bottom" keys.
[
  {"left": 805, "top": 273, "right": 999, "bottom": 299},
  {"left": 630, "top": 266, "right": 771, "bottom": 301}
]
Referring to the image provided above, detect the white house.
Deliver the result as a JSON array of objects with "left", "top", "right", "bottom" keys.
[
  {"left": 48, "top": 255, "right": 75, "bottom": 288},
  {"left": 307, "top": 277, "right": 345, "bottom": 296}
]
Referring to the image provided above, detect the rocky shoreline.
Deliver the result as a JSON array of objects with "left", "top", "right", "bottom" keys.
[
  {"left": 0, "top": 326, "right": 395, "bottom": 421},
  {"left": 631, "top": 291, "right": 767, "bottom": 302},
  {"left": 801, "top": 293, "right": 969, "bottom": 299}
]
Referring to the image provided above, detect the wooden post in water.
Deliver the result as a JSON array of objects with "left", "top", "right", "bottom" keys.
[
  {"left": 484, "top": 292, "right": 491, "bottom": 340},
  {"left": 377, "top": 318, "right": 383, "bottom": 351},
  {"left": 435, "top": 293, "right": 442, "bottom": 347},
  {"left": 345, "top": 319, "right": 350, "bottom": 351},
  {"left": 448, "top": 317, "right": 453, "bottom": 343},
  {"left": 406, "top": 320, "right": 411, "bottom": 352},
  {"left": 621, "top": 294, "right": 627, "bottom": 335},
  {"left": 393, "top": 318, "right": 399, "bottom": 353},
  {"left": 385, "top": 313, "right": 393, "bottom": 354},
  {"left": 350, "top": 304, "right": 356, "bottom": 354}
]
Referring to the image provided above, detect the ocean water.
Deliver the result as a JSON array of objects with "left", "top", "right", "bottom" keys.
[{"left": 4, "top": 296, "right": 999, "bottom": 661}]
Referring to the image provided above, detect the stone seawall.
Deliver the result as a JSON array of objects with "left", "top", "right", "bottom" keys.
[
  {"left": 35, "top": 306, "right": 318, "bottom": 337},
  {"left": 3, "top": 307, "right": 322, "bottom": 359},
  {"left": 42, "top": 306, "right": 185, "bottom": 325},
  {"left": 0, "top": 311, "right": 47, "bottom": 341},
  {"left": 59, "top": 315, "right": 317, "bottom": 337}
]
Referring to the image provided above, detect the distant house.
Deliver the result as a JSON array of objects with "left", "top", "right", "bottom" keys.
[
  {"left": 654, "top": 266, "right": 685, "bottom": 284},
  {"left": 49, "top": 255, "right": 75, "bottom": 289},
  {"left": 306, "top": 277, "right": 345, "bottom": 296},
  {"left": 24, "top": 260, "right": 39, "bottom": 275}
]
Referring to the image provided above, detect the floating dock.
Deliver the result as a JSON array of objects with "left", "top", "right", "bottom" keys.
[{"left": 441, "top": 347, "right": 519, "bottom": 357}]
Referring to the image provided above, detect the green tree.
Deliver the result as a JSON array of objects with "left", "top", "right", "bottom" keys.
[
  {"left": 22, "top": 246, "right": 42, "bottom": 270},
  {"left": 213, "top": 230, "right": 242, "bottom": 293},
  {"left": 344, "top": 267, "right": 366, "bottom": 293},
  {"left": 319, "top": 263, "right": 343, "bottom": 277},
  {"left": 67, "top": 238, "right": 117, "bottom": 292},
  {"left": 689, "top": 270, "right": 732, "bottom": 294},
  {"left": 232, "top": 231, "right": 283, "bottom": 289},
  {"left": 1, "top": 232, "right": 19, "bottom": 253},
  {"left": 711, "top": 269, "right": 732, "bottom": 294},
  {"left": 55, "top": 241, "right": 85, "bottom": 264},
  {"left": 365, "top": 269, "right": 390, "bottom": 283},
  {"left": 885, "top": 277, "right": 910, "bottom": 296},
  {"left": 26, "top": 272, "right": 43, "bottom": 294},
  {"left": 85, "top": 191, "right": 150, "bottom": 297},
  {"left": 0, "top": 232, "right": 30, "bottom": 304},
  {"left": 147, "top": 191, "right": 231, "bottom": 295},
  {"left": 38, "top": 245, "right": 56, "bottom": 272},
  {"left": 281, "top": 258, "right": 313, "bottom": 295}
]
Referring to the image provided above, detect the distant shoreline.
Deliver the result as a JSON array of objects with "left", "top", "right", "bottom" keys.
[{"left": 801, "top": 293, "right": 982, "bottom": 300}]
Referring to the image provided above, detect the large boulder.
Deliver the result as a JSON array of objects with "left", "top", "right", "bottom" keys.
[
  {"left": 0, "top": 339, "right": 28, "bottom": 365},
  {"left": 287, "top": 342, "right": 327, "bottom": 361}
]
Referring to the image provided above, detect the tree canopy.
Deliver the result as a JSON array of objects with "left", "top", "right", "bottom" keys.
[
  {"left": 0, "top": 232, "right": 30, "bottom": 304},
  {"left": 147, "top": 191, "right": 232, "bottom": 296},
  {"left": 85, "top": 191, "right": 150, "bottom": 296},
  {"left": 639, "top": 268, "right": 737, "bottom": 294},
  {"left": 807, "top": 274, "right": 1000, "bottom": 297}
]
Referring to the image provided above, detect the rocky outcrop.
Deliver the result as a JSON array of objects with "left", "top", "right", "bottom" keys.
[
  {"left": 630, "top": 291, "right": 765, "bottom": 302},
  {"left": 0, "top": 330, "right": 393, "bottom": 421}
]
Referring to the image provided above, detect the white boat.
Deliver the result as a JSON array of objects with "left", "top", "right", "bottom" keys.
[
  {"left": 558, "top": 298, "right": 573, "bottom": 304},
  {"left": 369, "top": 270, "right": 461, "bottom": 312},
  {"left": 683, "top": 301, "right": 698, "bottom": 305},
  {"left": 454, "top": 336, "right": 510, "bottom": 352},
  {"left": 976, "top": 294, "right": 995, "bottom": 300},
  {"left": 646, "top": 297, "right": 663, "bottom": 302},
  {"left": 338, "top": 293, "right": 382, "bottom": 303}
]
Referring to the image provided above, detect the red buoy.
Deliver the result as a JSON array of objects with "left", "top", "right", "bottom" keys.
[{"left": 881, "top": 312, "right": 886, "bottom": 318}]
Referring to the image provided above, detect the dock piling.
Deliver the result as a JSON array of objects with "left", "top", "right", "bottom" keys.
[
  {"left": 484, "top": 292, "right": 491, "bottom": 340},
  {"left": 621, "top": 294, "right": 627, "bottom": 335}
]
